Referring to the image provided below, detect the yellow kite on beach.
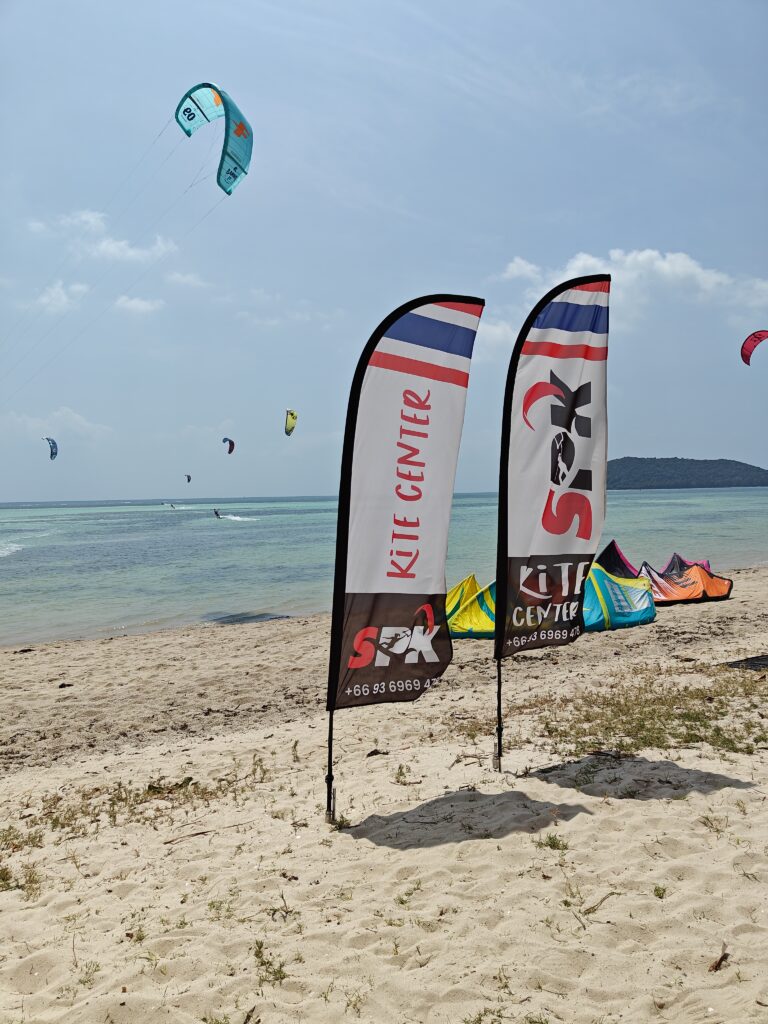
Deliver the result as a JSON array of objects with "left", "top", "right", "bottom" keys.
[{"left": 446, "top": 573, "right": 479, "bottom": 620}]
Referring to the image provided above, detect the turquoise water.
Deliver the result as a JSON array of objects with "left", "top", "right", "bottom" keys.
[{"left": 1, "top": 489, "right": 766, "bottom": 645}]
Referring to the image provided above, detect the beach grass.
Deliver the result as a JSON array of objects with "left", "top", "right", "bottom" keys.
[
  {"left": 538, "top": 665, "right": 768, "bottom": 757},
  {"left": 448, "top": 661, "right": 768, "bottom": 760}
]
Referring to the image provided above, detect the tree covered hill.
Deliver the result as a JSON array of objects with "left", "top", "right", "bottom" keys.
[{"left": 607, "top": 457, "right": 768, "bottom": 489}]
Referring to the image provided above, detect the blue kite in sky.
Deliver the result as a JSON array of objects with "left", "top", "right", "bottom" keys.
[
  {"left": 175, "top": 82, "right": 252, "bottom": 195},
  {"left": 43, "top": 437, "right": 58, "bottom": 460}
]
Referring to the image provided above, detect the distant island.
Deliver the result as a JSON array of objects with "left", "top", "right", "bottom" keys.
[{"left": 608, "top": 457, "right": 768, "bottom": 489}]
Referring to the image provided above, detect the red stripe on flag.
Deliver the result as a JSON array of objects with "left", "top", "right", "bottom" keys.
[
  {"left": 571, "top": 281, "right": 610, "bottom": 292},
  {"left": 369, "top": 351, "right": 470, "bottom": 386},
  {"left": 434, "top": 301, "right": 485, "bottom": 316},
  {"left": 522, "top": 341, "right": 608, "bottom": 361}
]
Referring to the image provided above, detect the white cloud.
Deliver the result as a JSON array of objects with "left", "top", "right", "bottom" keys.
[
  {"left": 497, "top": 248, "right": 768, "bottom": 320},
  {"left": 30, "top": 208, "right": 177, "bottom": 264},
  {"left": 732, "top": 276, "right": 768, "bottom": 311},
  {"left": 36, "top": 280, "right": 89, "bottom": 314},
  {"left": 470, "top": 308, "right": 537, "bottom": 363},
  {"left": 114, "top": 295, "right": 164, "bottom": 314},
  {"left": 166, "top": 271, "right": 208, "bottom": 288},
  {"left": 499, "top": 256, "right": 542, "bottom": 283},
  {"left": 85, "top": 234, "right": 176, "bottom": 263},
  {"left": 476, "top": 318, "right": 518, "bottom": 350},
  {"left": 555, "top": 248, "right": 732, "bottom": 294},
  {"left": 2, "top": 406, "right": 111, "bottom": 440},
  {"left": 59, "top": 209, "right": 107, "bottom": 234},
  {"left": 28, "top": 209, "right": 107, "bottom": 236},
  {"left": 483, "top": 248, "right": 768, "bottom": 360}
]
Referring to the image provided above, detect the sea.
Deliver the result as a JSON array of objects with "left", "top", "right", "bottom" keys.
[{"left": 1, "top": 489, "right": 767, "bottom": 646}]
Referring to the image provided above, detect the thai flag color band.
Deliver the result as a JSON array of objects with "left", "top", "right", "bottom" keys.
[
  {"left": 325, "top": 295, "right": 485, "bottom": 820},
  {"left": 493, "top": 274, "right": 611, "bottom": 769}
]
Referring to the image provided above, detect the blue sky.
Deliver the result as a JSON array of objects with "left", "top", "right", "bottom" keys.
[{"left": 1, "top": 0, "right": 766, "bottom": 501}]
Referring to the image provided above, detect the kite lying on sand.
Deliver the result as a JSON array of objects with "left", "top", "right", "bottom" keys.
[
  {"left": 596, "top": 540, "right": 732, "bottom": 604},
  {"left": 446, "top": 567, "right": 656, "bottom": 636}
]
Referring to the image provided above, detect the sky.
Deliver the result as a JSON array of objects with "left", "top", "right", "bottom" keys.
[{"left": 1, "top": 0, "right": 766, "bottom": 502}]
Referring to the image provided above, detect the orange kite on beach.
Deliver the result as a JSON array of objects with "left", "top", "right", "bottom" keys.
[{"left": 596, "top": 541, "right": 732, "bottom": 605}]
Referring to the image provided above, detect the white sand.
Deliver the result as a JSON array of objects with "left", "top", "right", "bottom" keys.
[{"left": 1, "top": 568, "right": 767, "bottom": 1023}]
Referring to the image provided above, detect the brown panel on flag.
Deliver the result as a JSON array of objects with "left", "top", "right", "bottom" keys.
[
  {"left": 500, "top": 555, "right": 593, "bottom": 655},
  {"left": 335, "top": 593, "right": 451, "bottom": 708}
]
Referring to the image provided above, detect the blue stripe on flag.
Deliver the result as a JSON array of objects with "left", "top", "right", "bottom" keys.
[
  {"left": 385, "top": 312, "right": 476, "bottom": 358},
  {"left": 533, "top": 301, "right": 608, "bottom": 335}
]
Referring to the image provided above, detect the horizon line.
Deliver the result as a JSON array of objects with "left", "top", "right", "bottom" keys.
[{"left": 4, "top": 482, "right": 768, "bottom": 508}]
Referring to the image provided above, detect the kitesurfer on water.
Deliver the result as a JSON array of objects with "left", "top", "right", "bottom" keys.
[{"left": 213, "top": 508, "right": 221, "bottom": 519}]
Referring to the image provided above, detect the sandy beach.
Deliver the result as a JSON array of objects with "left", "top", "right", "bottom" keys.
[{"left": 1, "top": 568, "right": 767, "bottom": 1024}]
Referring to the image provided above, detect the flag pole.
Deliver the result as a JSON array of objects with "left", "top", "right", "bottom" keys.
[
  {"left": 493, "top": 659, "right": 503, "bottom": 771},
  {"left": 325, "top": 709, "right": 336, "bottom": 823}
]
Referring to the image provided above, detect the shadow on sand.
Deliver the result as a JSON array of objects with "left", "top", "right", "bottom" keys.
[
  {"left": 525, "top": 753, "right": 754, "bottom": 800},
  {"left": 201, "top": 611, "right": 289, "bottom": 626},
  {"left": 347, "top": 789, "right": 591, "bottom": 850},
  {"left": 727, "top": 654, "right": 768, "bottom": 671},
  {"left": 346, "top": 754, "right": 754, "bottom": 849}
]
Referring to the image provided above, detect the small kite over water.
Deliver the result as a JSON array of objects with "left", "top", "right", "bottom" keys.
[
  {"left": 285, "top": 409, "right": 298, "bottom": 436},
  {"left": 222, "top": 437, "right": 235, "bottom": 454},
  {"left": 175, "top": 83, "right": 252, "bottom": 196},
  {"left": 43, "top": 437, "right": 58, "bottom": 461},
  {"left": 741, "top": 330, "right": 768, "bottom": 366},
  {"left": 185, "top": 474, "right": 192, "bottom": 483}
]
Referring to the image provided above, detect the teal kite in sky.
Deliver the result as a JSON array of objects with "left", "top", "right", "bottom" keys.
[{"left": 174, "top": 83, "right": 252, "bottom": 195}]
